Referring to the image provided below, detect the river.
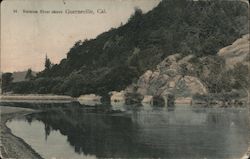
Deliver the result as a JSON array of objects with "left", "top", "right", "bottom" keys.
[{"left": 5, "top": 102, "right": 250, "bottom": 159}]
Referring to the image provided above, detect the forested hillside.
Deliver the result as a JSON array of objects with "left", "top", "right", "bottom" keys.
[{"left": 5, "top": 0, "right": 249, "bottom": 97}]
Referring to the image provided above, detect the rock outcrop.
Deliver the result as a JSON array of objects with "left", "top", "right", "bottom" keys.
[
  {"left": 124, "top": 35, "right": 250, "bottom": 106},
  {"left": 130, "top": 54, "right": 208, "bottom": 105},
  {"left": 218, "top": 34, "right": 249, "bottom": 69}
]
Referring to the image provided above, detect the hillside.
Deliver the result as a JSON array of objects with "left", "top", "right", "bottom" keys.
[{"left": 7, "top": 0, "right": 249, "bottom": 97}]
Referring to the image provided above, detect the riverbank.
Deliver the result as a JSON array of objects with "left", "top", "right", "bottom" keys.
[
  {"left": 1, "top": 94, "right": 75, "bottom": 101},
  {"left": 0, "top": 106, "right": 43, "bottom": 159}
]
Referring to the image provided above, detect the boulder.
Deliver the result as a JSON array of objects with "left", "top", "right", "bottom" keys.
[
  {"left": 110, "top": 91, "right": 125, "bottom": 103},
  {"left": 77, "top": 94, "right": 101, "bottom": 106}
]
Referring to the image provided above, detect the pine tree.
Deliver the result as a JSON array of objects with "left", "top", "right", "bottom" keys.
[{"left": 45, "top": 54, "right": 52, "bottom": 70}]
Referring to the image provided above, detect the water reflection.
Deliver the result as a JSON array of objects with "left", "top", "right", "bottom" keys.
[{"left": 6, "top": 103, "right": 250, "bottom": 159}]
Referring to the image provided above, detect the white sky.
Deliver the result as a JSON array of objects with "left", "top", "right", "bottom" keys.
[{"left": 1, "top": 0, "right": 160, "bottom": 72}]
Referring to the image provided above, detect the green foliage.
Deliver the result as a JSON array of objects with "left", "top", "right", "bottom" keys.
[
  {"left": 192, "top": 55, "right": 249, "bottom": 97},
  {"left": 231, "top": 63, "right": 250, "bottom": 89},
  {"left": 192, "top": 56, "right": 227, "bottom": 93},
  {"left": 11, "top": 77, "right": 63, "bottom": 94},
  {"left": 11, "top": 81, "right": 34, "bottom": 94},
  {"left": 128, "top": 7, "right": 143, "bottom": 22},
  {"left": 1, "top": 73, "right": 13, "bottom": 92},
  {"left": 179, "top": 63, "right": 188, "bottom": 77},
  {"left": 57, "top": 72, "right": 86, "bottom": 97},
  {"left": 193, "top": 92, "right": 241, "bottom": 105}
]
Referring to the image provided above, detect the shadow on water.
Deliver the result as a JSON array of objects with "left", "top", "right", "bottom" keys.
[
  {"left": 26, "top": 109, "right": 165, "bottom": 158},
  {"left": 3, "top": 101, "right": 250, "bottom": 159}
]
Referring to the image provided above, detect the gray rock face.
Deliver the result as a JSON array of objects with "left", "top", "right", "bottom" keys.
[
  {"left": 218, "top": 34, "right": 249, "bottom": 69},
  {"left": 134, "top": 54, "right": 207, "bottom": 99}
]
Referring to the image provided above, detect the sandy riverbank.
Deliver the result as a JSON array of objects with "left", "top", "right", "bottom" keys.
[
  {"left": 1, "top": 94, "right": 75, "bottom": 101},
  {"left": 0, "top": 106, "right": 43, "bottom": 159}
]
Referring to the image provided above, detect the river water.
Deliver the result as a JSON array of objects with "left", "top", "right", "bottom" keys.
[{"left": 5, "top": 103, "right": 250, "bottom": 159}]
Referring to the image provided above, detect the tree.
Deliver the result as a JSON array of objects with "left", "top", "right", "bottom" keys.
[
  {"left": 128, "top": 47, "right": 142, "bottom": 72},
  {"left": 179, "top": 63, "right": 188, "bottom": 77},
  {"left": 232, "top": 63, "right": 250, "bottom": 103},
  {"left": 25, "top": 68, "right": 35, "bottom": 81},
  {"left": 45, "top": 54, "right": 52, "bottom": 70},
  {"left": 2, "top": 72, "right": 13, "bottom": 92},
  {"left": 128, "top": 7, "right": 143, "bottom": 22}
]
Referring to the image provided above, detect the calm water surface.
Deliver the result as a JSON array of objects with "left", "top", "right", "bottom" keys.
[{"left": 6, "top": 103, "right": 250, "bottom": 159}]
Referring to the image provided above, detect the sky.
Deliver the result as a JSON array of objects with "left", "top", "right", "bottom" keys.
[{"left": 1, "top": 0, "right": 161, "bottom": 72}]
